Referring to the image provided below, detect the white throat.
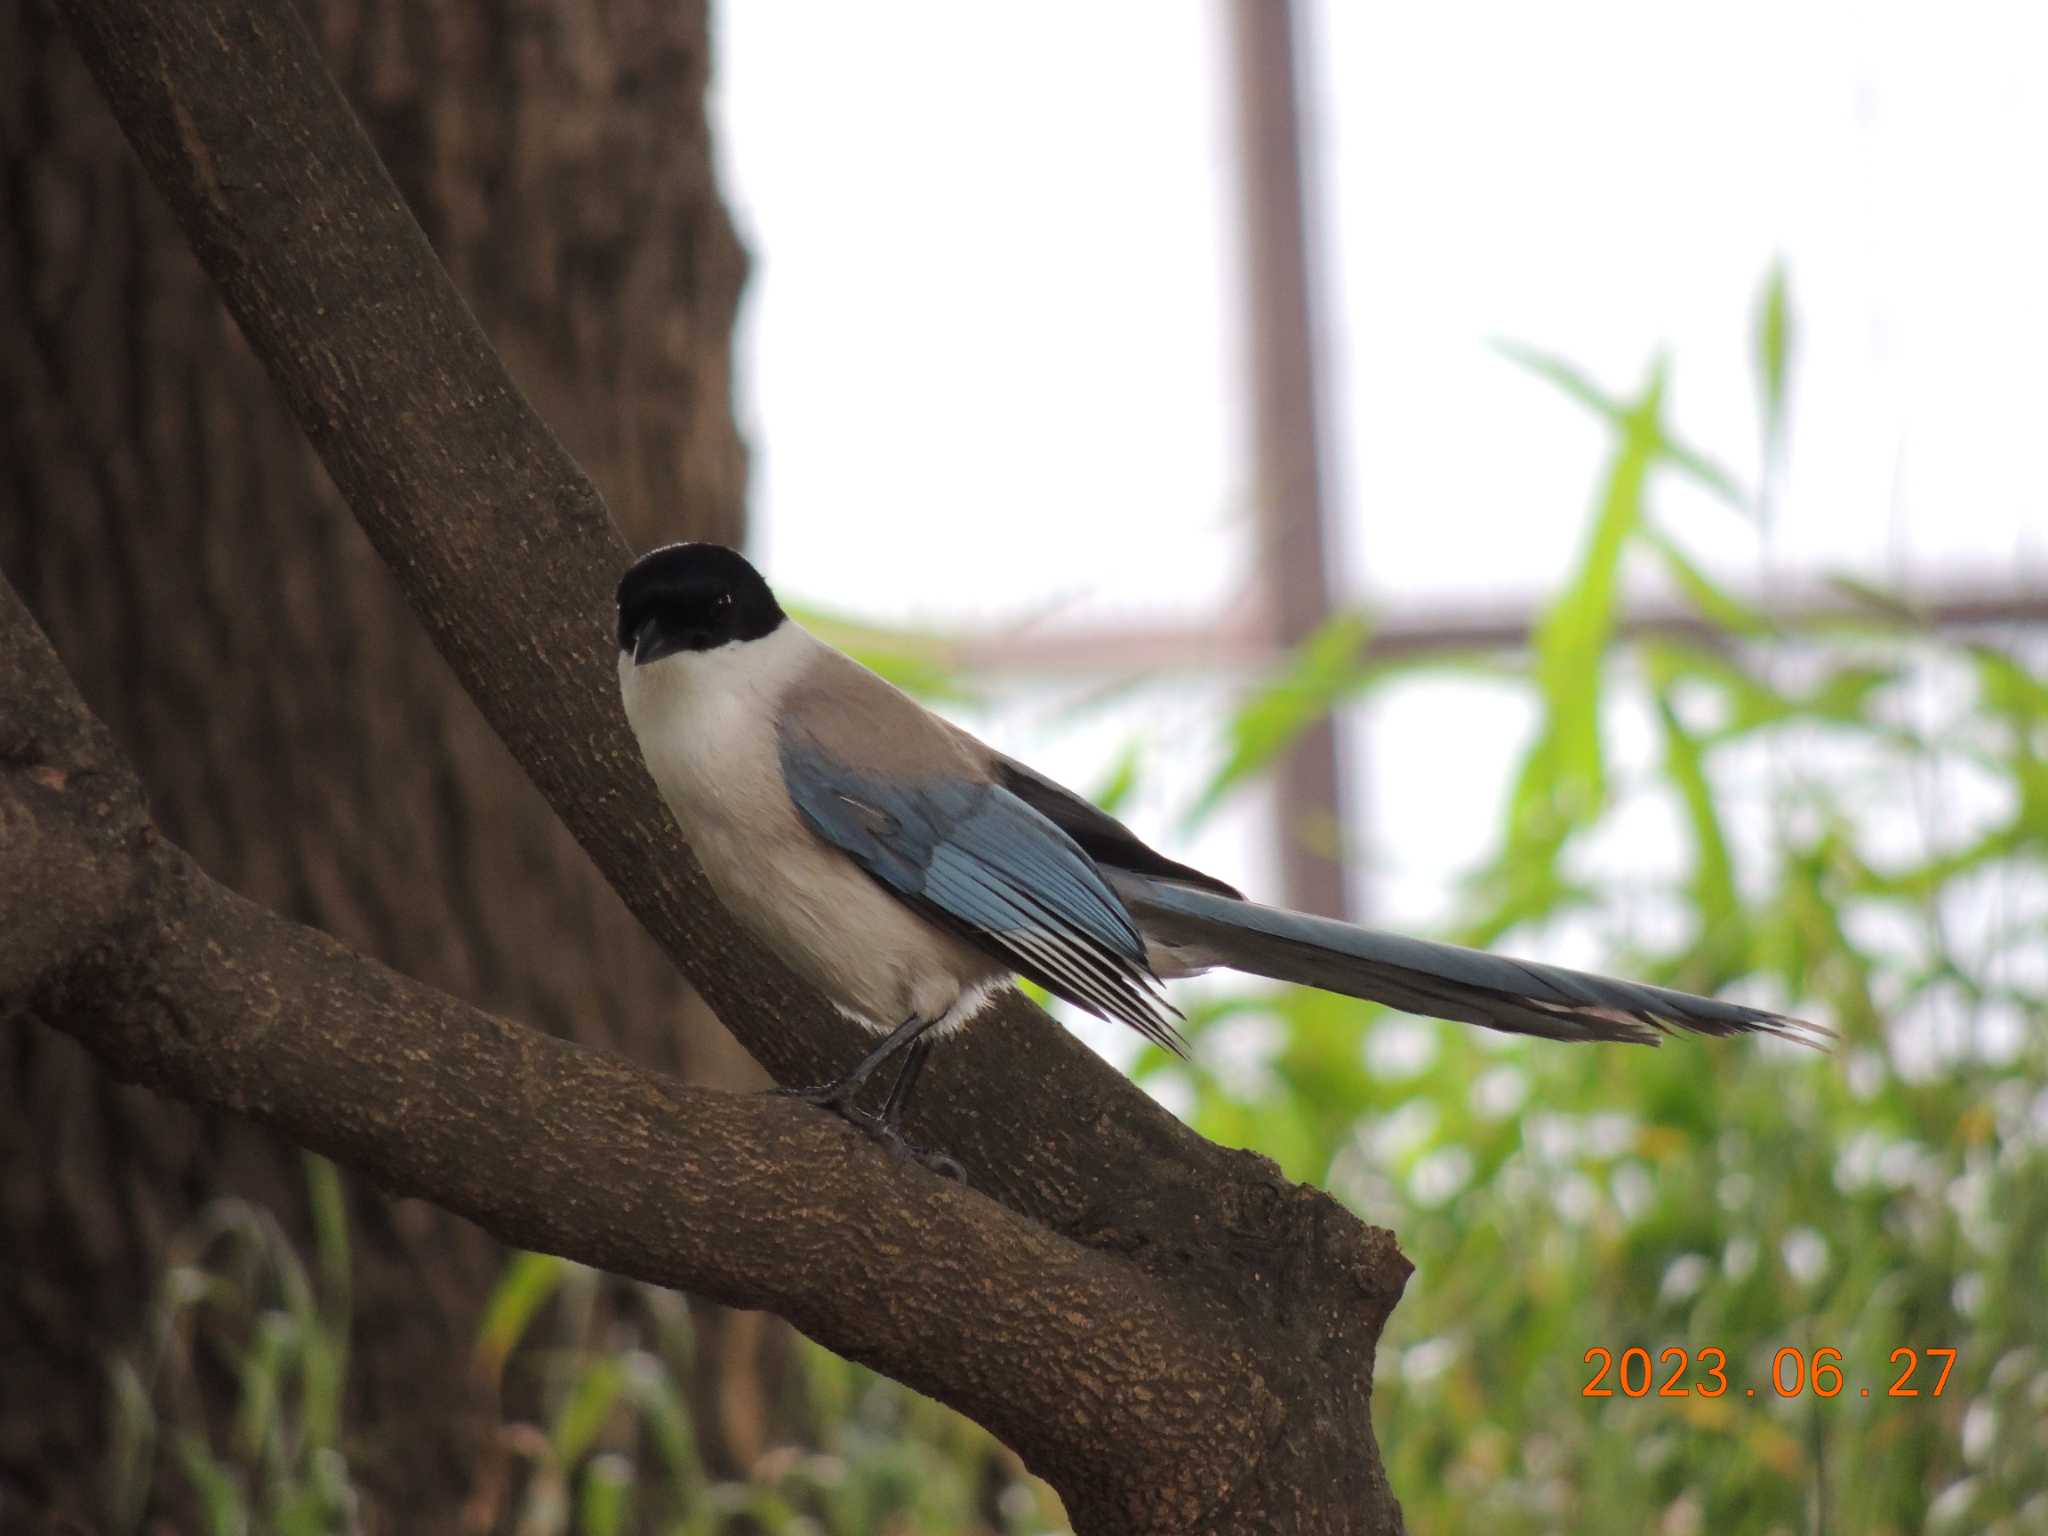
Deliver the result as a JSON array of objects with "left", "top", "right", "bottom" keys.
[{"left": 617, "top": 620, "right": 819, "bottom": 815}]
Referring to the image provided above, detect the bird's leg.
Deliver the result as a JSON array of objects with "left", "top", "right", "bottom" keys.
[
  {"left": 773, "top": 1019, "right": 964, "bottom": 1181},
  {"left": 876, "top": 1037, "right": 964, "bottom": 1181},
  {"left": 772, "top": 1014, "right": 928, "bottom": 1118},
  {"left": 878, "top": 1035, "right": 933, "bottom": 1130}
]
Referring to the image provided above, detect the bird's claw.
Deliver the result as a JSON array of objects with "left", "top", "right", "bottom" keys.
[
  {"left": 766, "top": 1084, "right": 967, "bottom": 1183},
  {"left": 884, "top": 1134, "right": 967, "bottom": 1184},
  {"left": 769, "top": 1079, "right": 859, "bottom": 1113}
]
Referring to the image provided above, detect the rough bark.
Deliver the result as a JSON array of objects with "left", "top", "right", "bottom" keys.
[
  {"left": 3, "top": 560, "right": 1403, "bottom": 1529},
  {"left": 0, "top": 579, "right": 1274, "bottom": 1530},
  {"left": 9, "top": 0, "right": 1415, "bottom": 1527},
  {"left": 0, "top": 0, "right": 759, "bottom": 1525}
]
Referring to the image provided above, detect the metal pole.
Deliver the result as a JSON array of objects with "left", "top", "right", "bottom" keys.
[
  {"left": 944, "top": 578, "right": 2048, "bottom": 673},
  {"left": 1230, "top": 0, "right": 1353, "bottom": 919}
]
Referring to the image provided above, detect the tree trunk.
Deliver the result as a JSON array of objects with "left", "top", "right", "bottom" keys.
[
  {"left": 0, "top": 0, "right": 750, "bottom": 1526},
  {"left": 7, "top": 0, "right": 1416, "bottom": 1525}
]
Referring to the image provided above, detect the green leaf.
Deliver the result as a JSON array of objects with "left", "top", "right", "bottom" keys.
[
  {"left": 1850, "top": 822, "right": 2026, "bottom": 899},
  {"left": 175, "top": 1435, "right": 249, "bottom": 1536},
  {"left": 1185, "top": 610, "right": 1375, "bottom": 828},
  {"left": 549, "top": 1356, "right": 625, "bottom": 1465},
  {"left": 105, "top": 1358, "right": 158, "bottom": 1534},
  {"left": 1640, "top": 522, "right": 1776, "bottom": 636},
  {"left": 1090, "top": 740, "right": 1144, "bottom": 816},
  {"left": 1755, "top": 261, "right": 1793, "bottom": 453},
  {"left": 1805, "top": 662, "right": 1903, "bottom": 726},
  {"left": 298, "top": 1327, "right": 345, "bottom": 1458},
  {"left": 1650, "top": 642, "right": 1901, "bottom": 743},
  {"left": 302, "top": 1155, "right": 350, "bottom": 1328},
  {"left": 1493, "top": 339, "right": 1751, "bottom": 514},
  {"left": 475, "top": 1251, "right": 566, "bottom": 1370},
  {"left": 577, "top": 1453, "right": 634, "bottom": 1536},
  {"left": 785, "top": 604, "right": 979, "bottom": 704},
  {"left": 231, "top": 1310, "right": 294, "bottom": 1464},
  {"left": 1823, "top": 573, "right": 1924, "bottom": 624},
  {"left": 622, "top": 1352, "right": 705, "bottom": 1501},
  {"left": 1516, "top": 357, "right": 1668, "bottom": 846},
  {"left": 1973, "top": 644, "right": 2048, "bottom": 724},
  {"left": 1645, "top": 647, "right": 1741, "bottom": 947}
]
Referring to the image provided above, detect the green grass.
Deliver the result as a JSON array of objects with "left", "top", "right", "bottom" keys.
[{"left": 107, "top": 1157, "right": 357, "bottom": 1536}]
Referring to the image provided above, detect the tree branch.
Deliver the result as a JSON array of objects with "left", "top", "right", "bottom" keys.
[
  {"left": 38, "top": 0, "right": 1411, "bottom": 1526},
  {"left": 47, "top": 0, "right": 1204, "bottom": 1223},
  {"left": 0, "top": 575, "right": 1274, "bottom": 1527}
]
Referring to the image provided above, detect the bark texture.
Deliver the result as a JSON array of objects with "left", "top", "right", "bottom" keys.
[
  {"left": 0, "top": 0, "right": 755, "bottom": 1525},
  {"left": 0, "top": 579, "right": 1278, "bottom": 1531},
  {"left": 4, "top": 0, "right": 1414, "bottom": 1527}
]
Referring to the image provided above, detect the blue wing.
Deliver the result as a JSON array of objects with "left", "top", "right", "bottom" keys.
[{"left": 779, "top": 733, "right": 1185, "bottom": 1053}]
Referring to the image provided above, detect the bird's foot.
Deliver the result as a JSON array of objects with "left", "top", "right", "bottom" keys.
[
  {"left": 769, "top": 1078, "right": 863, "bottom": 1114},
  {"left": 767, "top": 1083, "right": 967, "bottom": 1183},
  {"left": 877, "top": 1128, "right": 967, "bottom": 1184}
]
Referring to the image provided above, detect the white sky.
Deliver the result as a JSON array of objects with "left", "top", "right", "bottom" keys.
[
  {"left": 707, "top": 2, "right": 2048, "bottom": 1053},
  {"left": 715, "top": 0, "right": 2047, "bottom": 619}
]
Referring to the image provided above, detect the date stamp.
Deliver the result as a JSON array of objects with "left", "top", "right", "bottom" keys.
[{"left": 1582, "top": 1345, "right": 1957, "bottom": 1399}]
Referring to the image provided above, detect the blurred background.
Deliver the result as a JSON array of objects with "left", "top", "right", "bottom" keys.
[
  {"left": 10, "top": 1, "right": 2043, "bottom": 1533},
  {"left": 712, "top": 1, "right": 2048, "bottom": 1530}
]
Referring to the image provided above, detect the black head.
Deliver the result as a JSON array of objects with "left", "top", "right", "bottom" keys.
[{"left": 616, "top": 543, "right": 786, "bottom": 665}]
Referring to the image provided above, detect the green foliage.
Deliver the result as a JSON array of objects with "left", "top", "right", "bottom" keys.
[
  {"left": 1185, "top": 609, "right": 1378, "bottom": 828},
  {"left": 107, "top": 1156, "right": 359, "bottom": 1536},
  {"left": 1756, "top": 259, "right": 1794, "bottom": 467},
  {"left": 115, "top": 1210, "right": 1057, "bottom": 1532},
  {"left": 464, "top": 1255, "right": 1061, "bottom": 1535},
  {"left": 1143, "top": 267, "right": 2048, "bottom": 1533},
  {"left": 787, "top": 602, "right": 984, "bottom": 706}
]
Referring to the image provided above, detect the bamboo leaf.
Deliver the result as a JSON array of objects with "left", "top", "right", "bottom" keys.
[
  {"left": 1755, "top": 261, "right": 1793, "bottom": 454},
  {"left": 549, "top": 1356, "right": 625, "bottom": 1465},
  {"left": 622, "top": 1351, "right": 706, "bottom": 1502},
  {"left": 175, "top": 1435, "right": 249, "bottom": 1536},
  {"left": 1645, "top": 647, "right": 1741, "bottom": 944},
  {"left": 786, "top": 604, "right": 979, "bottom": 704},
  {"left": 1090, "top": 740, "right": 1144, "bottom": 816},
  {"left": 1824, "top": 573, "right": 1923, "bottom": 624},
  {"left": 1494, "top": 339, "right": 1751, "bottom": 513},
  {"left": 1640, "top": 522, "right": 1777, "bottom": 636},
  {"left": 105, "top": 1358, "right": 159, "bottom": 1535},
  {"left": 302, "top": 1155, "right": 351, "bottom": 1336},
  {"left": 577, "top": 1453, "right": 634, "bottom": 1536},
  {"left": 1972, "top": 644, "right": 2048, "bottom": 724},
  {"left": 474, "top": 1251, "right": 566, "bottom": 1371},
  {"left": 1184, "top": 610, "right": 1375, "bottom": 828},
  {"left": 1516, "top": 357, "right": 1669, "bottom": 846},
  {"left": 231, "top": 1311, "right": 294, "bottom": 1464}
]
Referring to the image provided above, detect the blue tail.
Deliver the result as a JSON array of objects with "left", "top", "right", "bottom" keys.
[{"left": 1113, "top": 876, "right": 1830, "bottom": 1049}]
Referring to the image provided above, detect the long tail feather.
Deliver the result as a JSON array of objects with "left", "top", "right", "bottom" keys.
[{"left": 1112, "top": 877, "right": 1831, "bottom": 1050}]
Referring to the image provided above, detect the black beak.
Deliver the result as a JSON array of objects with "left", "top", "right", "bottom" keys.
[{"left": 630, "top": 616, "right": 678, "bottom": 667}]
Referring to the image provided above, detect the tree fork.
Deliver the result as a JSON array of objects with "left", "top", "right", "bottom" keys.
[{"left": 39, "top": 0, "right": 1412, "bottom": 1526}]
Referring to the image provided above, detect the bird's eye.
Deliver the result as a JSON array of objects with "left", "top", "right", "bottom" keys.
[{"left": 713, "top": 592, "right": 734, "bottom": 610}]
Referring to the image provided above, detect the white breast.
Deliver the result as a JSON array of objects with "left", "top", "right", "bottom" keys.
[
  {"left": 617, "top": 624, "right": 1006, "bottom": 1035},
  {"left": 618, "top": 621, "right": 813, "bottom": 817}
]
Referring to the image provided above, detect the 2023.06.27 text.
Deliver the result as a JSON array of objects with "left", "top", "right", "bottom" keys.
[{"left": 1582, "top": 1345, "right": 1957, "bottom": 1399}]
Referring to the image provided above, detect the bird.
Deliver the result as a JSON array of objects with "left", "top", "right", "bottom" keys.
[{"left": 616, "top": 542, "right": 1828, "bottom": 1173}]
